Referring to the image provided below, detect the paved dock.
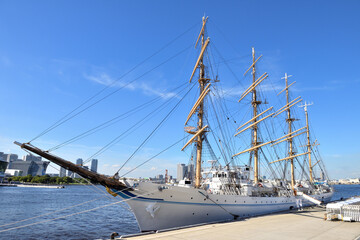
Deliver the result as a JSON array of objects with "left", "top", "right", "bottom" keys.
[{"left": 119, "top": 207, "right": 360, "bottom": 240}]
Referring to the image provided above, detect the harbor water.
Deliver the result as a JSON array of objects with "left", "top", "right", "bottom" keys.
[{"left": 0, "top": 184, "right": 359, "bottom": 240}]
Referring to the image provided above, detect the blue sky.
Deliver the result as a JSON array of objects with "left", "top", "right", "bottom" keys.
[{"left": 0, "top": 0, "right": 359, "bottom": 179}]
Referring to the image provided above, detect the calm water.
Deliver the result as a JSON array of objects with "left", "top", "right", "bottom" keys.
[
  {"left": 0, "top": 184, "right": 359, "bottom": 240},
  {"left": 0, "top": 185, "right": 138, "bottom": 240}
]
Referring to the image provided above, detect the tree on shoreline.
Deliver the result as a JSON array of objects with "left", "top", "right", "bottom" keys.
[{"left": 8, "top": 175, "right": 89, "bottom": 184}]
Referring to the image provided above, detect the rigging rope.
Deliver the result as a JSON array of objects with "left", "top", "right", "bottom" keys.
[
  {"left": 48, "top": 82, "right": 188, "bottom": 152},
  {"left": 82, "top": 85, "right": 188, "bottom": 165},
  {"left": 120, "top": 136, "right": 188, "bottom": 177},
  {"left": 47, "top": 164, "right": 112, "bottom": 198},
  {"left": 198, "top": 191, "right": 238, "bottom": 219},
  {"left": 47, "top": 165, "right": 132, "bottom": 213},
  {"left": 208, "top": 19, "right": 244, "bottom": 59},
  {"left": 47, "top": 164, "right": 133, "bottom": 213},
  {"left": 211, "top": 43, "right": 245, "bottom": 88},
  {"left": 47, "top": 97, "right": 161, "bottom": 152},
  {"left": 30, "top": 36, "right": 196, "bottom": 143},
  {"left": 115, "top": 82, "right": 197, "bottom": 175}
]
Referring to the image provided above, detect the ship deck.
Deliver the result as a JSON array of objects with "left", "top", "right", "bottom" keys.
[{"left": 119, "top": 206, "right": 360, "bottom": 240}]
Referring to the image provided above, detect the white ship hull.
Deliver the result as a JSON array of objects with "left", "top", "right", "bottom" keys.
[{"left": 116, "top": 182, "right": 333, "bottom": 231}]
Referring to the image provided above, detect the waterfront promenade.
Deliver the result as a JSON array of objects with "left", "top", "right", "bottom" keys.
[{"left": 120, "top": 207, "right": 360, "bottom": 240}]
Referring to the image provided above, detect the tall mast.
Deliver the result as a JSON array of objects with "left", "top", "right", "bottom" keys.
[
  {"left": 284, "top": 73, "right": 296, "bottom": 189},
  {"left": 183, "top": 16, "right": 210, "bottom": 188},
  {"left": 301, "top": 102, "right": 314, "bottom": 182},
  {"left": 270, "top": 75, "right": 311, "bottom": 191},
  {"left": 232, "top": 49, "right": 272, "bottom": 184},
  {"left": 195, "top": 16, "right": 207, "bottom": 188},
  {"left": 251, "top": 48, "right": 260, "bottom": 184}
]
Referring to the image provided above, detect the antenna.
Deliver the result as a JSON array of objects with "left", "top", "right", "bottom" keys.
[
  {"left": 278, "top": 73, "right": 295, "bottom": 95},
  {"left": 299, "top": 101, "right": 313, "bottom": 112},
  {"left": 281, "top": 73, "right": 293, "bottom": 79}
]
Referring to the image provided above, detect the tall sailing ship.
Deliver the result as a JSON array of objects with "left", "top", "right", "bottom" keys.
[{"left": 15, "top": 17, "right": 333, "bottom": 231}]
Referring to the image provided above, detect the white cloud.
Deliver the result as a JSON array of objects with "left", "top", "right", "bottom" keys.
[
  {"left": 215, "top": 82, "right": 283, "bottom": 99},
  {"left": 85, "top": 73, "right": 178, "bottom": 99}
]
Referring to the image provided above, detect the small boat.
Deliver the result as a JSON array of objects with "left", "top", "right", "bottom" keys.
[{"left": 0, "top": 183, "right": 65, "bottom": 189}]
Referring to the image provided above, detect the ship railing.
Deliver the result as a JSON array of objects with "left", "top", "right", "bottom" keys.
[{"left": 219, "top": 178, "right": 239, "bottom": 195}]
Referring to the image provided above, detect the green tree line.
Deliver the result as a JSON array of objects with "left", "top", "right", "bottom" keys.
[{"left": 8, "top": 174, "right": 89, "bottom": 184}]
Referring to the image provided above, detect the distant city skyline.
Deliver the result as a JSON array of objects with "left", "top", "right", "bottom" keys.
[
  {"left": 0, "top": 151, "right": 99, "bottom": 178},
  {"left": 0, "top": 152, "right": 49, "bottom": 176},
  {"left": 0, "top": 148, "right": 358, "bottom": 180}
]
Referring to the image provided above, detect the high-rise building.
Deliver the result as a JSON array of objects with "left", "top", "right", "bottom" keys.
[
  {"left": 23, "top": 154, "right": 41, "bottom": 162},
  {"left": 6, "top": 154, "right": 18, "bottom": 163},
  {"left": 76, "top": 158, "right": 83, "bottom": 166},
  {"left": 156, "top": 174, "right": 164, "bottom": 180},
  {"left": 74, "top": 158, "right": 84, "bottom": 178},
  {"left": 0, "top": 152, "right": 5, "bottom": 161},
  {"left": 187, "top": 164, "right": 194, "bottom": 180},
  {"left": 177, "top": 164, "right": 186, "bottom": 181},
  {"left": 8, "top": 160, "right": 49, "bottom": 176},
  {"left": 90, "top": 159, "right": 98, "bottom": 173},
  {"left": 59, "top": 167, "right": 66, "bottom": 177},
  {"left": 0, "top": 159, "right": 8, "bottom": 179}
]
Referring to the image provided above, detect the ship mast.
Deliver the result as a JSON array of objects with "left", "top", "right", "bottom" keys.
[
  {"left": 233, "top": 49, "right": 273, "bottom": 185},
  {"left": 182, "top": 16, "right": 210, "bottom": 188},
  {"left": 270, "top": 75, "right": 313, "bottom": 192},
  {"left": 300, "top": 102, "right": 314, "bottom": 182},
  {"left": 284, "top": 73, "right": 296, "bottom": 189},
  {"left": 195, "top": 17, "right": 206, "bottom": 188},
  {"left": 251, "top": 48, "right": 260, "bottom": 184}
]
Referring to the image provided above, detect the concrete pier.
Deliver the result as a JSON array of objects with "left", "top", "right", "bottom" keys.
[{"left": 119, "top": 207, "right": 360, "bottom": 240}]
